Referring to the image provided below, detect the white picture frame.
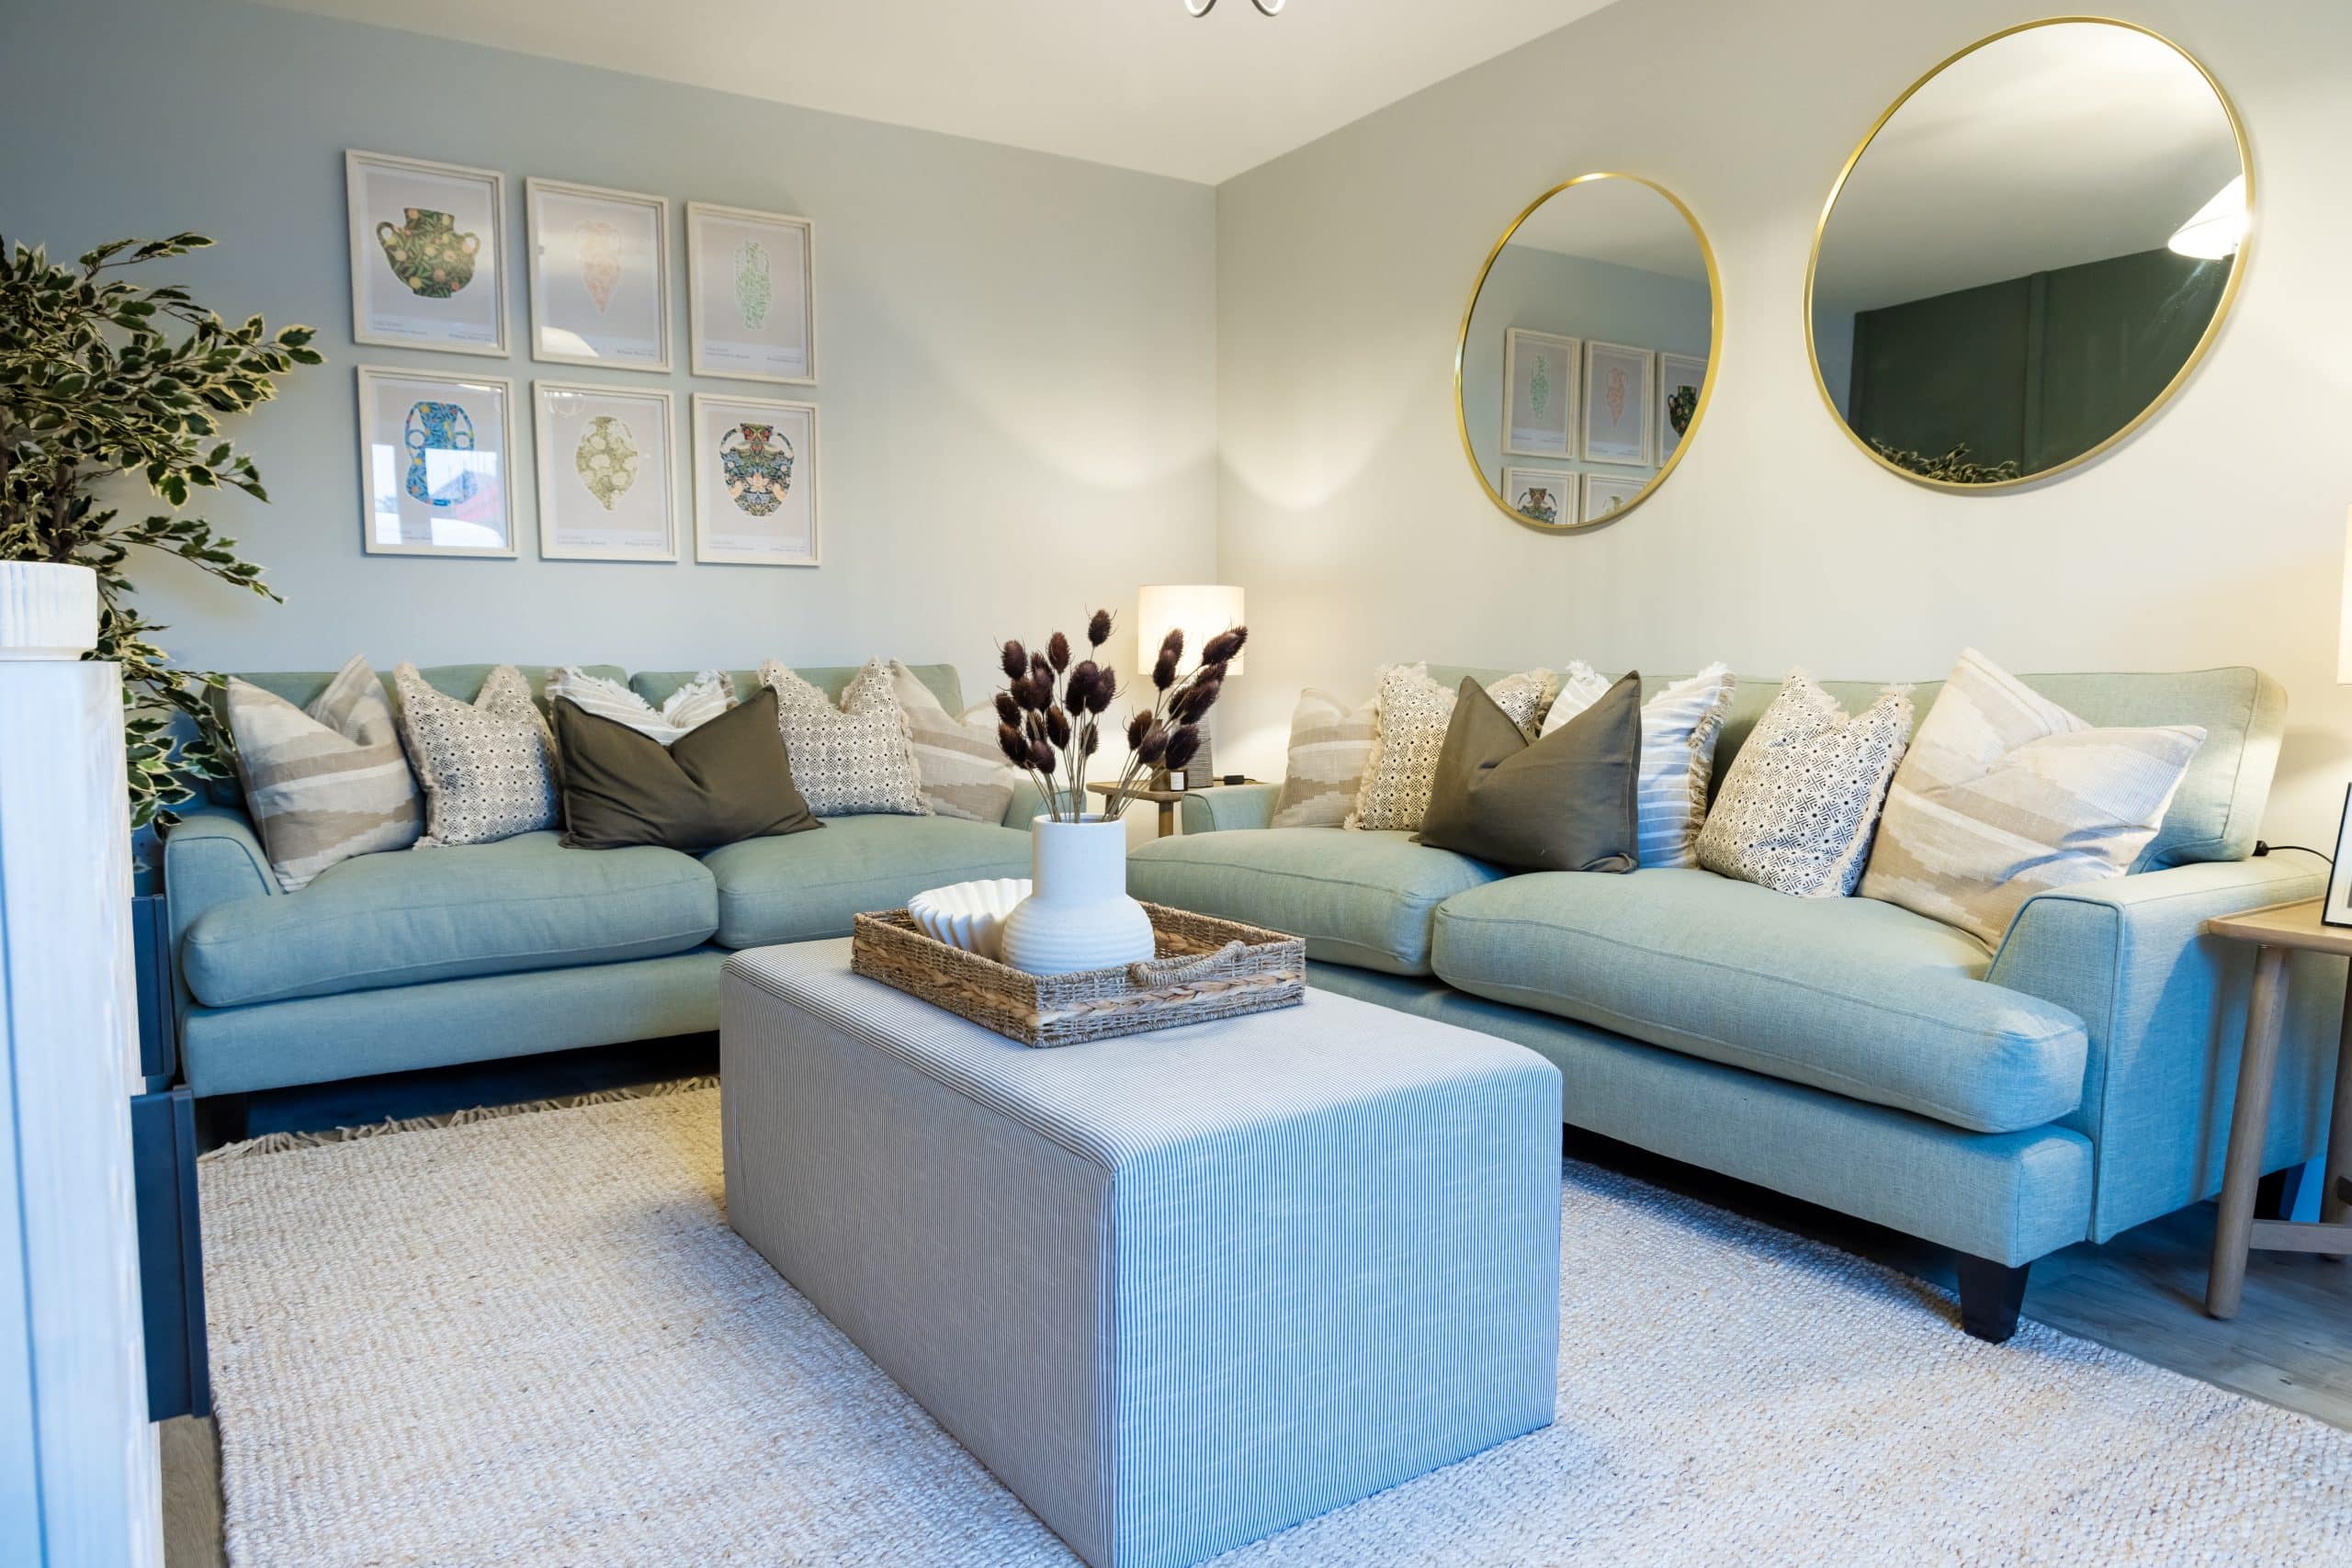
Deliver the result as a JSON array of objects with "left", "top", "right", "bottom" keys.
[
  {"left": 1501, "top": 467, "right": 1578, "bottom": 528},
  {"left": 345, "top": 150, "right": 508, "bottom": 357},
  {"left": 686, "top": 202, "right": 817, "bottom": 385},
  {"left": 1502, "top": 329, "right": 1577, "bottom": 459},
  {"left": 1581, "top": 341, "right": 1655, "bottom": 466},
  {"left": 692, "top": 393, "right": 819, "bottom": 567},
  {"left": 532, "top": 380, "right": 678, "bottom": 563},
  {"left": 2325, "top": 784, "right": 2352, "bottom": 929},
  {"left": 1656, "top": 352, "right": 1709, "bottom": 466},
  {"left": 526, "top": 178, "right": 671, "bottom": 372},
  {"left": 1580, "top": 470, "right": 1649, "bottom": 524},
  {"left": 356, "top": 365, "right": 517, "bottom": 558}
]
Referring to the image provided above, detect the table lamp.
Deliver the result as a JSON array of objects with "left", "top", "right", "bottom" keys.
[{"left": 1135, "top": 584, "right": 1244, "bottom": 788}]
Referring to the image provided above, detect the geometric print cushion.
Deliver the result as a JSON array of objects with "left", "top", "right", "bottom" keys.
[
  {"left": 887, "top": 659, "right": 1018, "bottom": 824},
  {"left": 392, "top": 663, "right": 561, "bottom": 848},
  {"left": 1542, "top": 660, "right": 1735, "bottom": 867},
  {"left": 1859, "top": 648, "right": 2204, "bottom": 946},
  {"left": 546, "top": 665, "right": 732, "bottom": 745},
  {"left": 1269, "top": 687, "right": 1378, "bottom": 829},
  {"left": 1349, "top": 662, "right": 1555, "bottom": 833},
  {"left": 224, "top": 654, "right": 423, "bottom": 890},
  {"left": 1695, "top": 671, "right": 1914, "bottom": 898},
  {"left": 756, "top": 659, "right": 929, "bottom": 818}
]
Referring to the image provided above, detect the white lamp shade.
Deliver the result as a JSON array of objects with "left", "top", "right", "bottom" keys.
[
  {"left": 1136, "top": 584, "right": 1245, "bottom": 676},
  {"left": 2339, "top": 506, "right": 2352, "bottom": 684}
]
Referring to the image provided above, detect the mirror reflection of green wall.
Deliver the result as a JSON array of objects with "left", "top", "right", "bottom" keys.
[
  {"left": 1455, "top": 174, "right": 1720, "bottom": 532},
  {"left": 1807, "top": 18, "right": 2251, "bottom": 491}
]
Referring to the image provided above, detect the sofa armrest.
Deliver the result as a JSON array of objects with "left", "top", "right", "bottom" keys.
[
  {"left": 1179, "top": 782, "right": 1281, "bottom": 835},
  {"left": 162, "top": 805, "right": 276, "bottom": 949},
  {"left": 1985, "top": 853, "right": 2335, "bottom": 1241}
]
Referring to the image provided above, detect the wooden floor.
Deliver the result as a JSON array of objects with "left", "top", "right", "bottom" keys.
[{"left": 161, "top": 1047, "right": 2352, "bottom": 1567}]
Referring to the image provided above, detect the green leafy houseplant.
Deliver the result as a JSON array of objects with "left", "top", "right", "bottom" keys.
[{"left": 0, "top": 232, "right": 322, "bottom": 828}]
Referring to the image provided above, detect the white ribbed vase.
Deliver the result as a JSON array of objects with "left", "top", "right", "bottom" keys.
[
  {"left": 0, "top": 561, "right": 101, "bottom": 660},
  {"left": 996, "top": 815, "right": 1155, "bottom": 976}
]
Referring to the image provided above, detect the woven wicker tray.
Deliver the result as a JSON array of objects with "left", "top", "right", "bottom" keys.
[{"left": 850, "top": 902, "right": 1305, "bottom": 1048}]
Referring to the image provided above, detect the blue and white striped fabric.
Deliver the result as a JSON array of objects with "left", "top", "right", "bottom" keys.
[{"left": 721, "top": 940, "right": 1562, "bottom": 1568}]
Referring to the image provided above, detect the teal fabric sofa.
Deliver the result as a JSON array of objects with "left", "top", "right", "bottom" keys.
[
  {"left": 163, "top": 663, "right": 1037, "bottom": 1102},
  {"left": 1128, "top": 665, "right": 2343, "bottom": 1341}
]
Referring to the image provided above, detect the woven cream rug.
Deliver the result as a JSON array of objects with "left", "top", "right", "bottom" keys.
[{"left": 200, "top": 1083, "right": 2352, "bottom": 1565}]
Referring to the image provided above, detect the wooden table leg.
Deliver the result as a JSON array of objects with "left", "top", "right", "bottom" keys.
[
  {"left": 2209, "top": 944, "right": 2290, "bottom": 1318},
  {"left": 2323, "top": 964, "right": 2352, "bottom": 1258},
  {"left": 1157, "top": 799, "right": 1176, "bottom": 839}
]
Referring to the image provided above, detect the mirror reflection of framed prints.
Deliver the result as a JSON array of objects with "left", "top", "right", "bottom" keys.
[
  {"left": 1581, "top": 342, "right": 1654, "bottom": 465},
  {"left": 692, "top": 393, "right": 819, "bottom": 567},
  {"left": 1502, "top": 467, "right": 1577, "bottom": 529},
  {"left": 1502, "top": 329, "right": 1577, "bottom": 459},
  {"left": 356, "top": 366, "right": 517, "bottom": 558},
  {"left": 526, "top": 179, "right": 671, "bottom": 372},
  {"left": 1581, "top": 472, "right": 1647, "bottom": 524},
  {"left": 1656, "top": 353, "right": 1708, "bottom": 466},
  {"left": 686, "top": 202, "right": 817, "bottom": 385},
  {"left": 346, "top": 151, "right": 508, "bottom": 357},
  {"left": 533, "top": 381, "right": 678, "bottom": 562}
]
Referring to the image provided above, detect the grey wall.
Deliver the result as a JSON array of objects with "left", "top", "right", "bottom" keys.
[
  {"left": 1215, "top": 0, "right": 2352, "bottom": 846},
  {"left": 2, "top": 0, "right": 1217, "bottom": 698}
]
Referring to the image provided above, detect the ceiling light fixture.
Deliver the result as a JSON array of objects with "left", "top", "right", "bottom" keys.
[
  {"left": 2168, "top": 174, "right": 2248, "bottom": 260},
  {"left": 1186, "top": 0, "right": 1284, "bottom": 17}
]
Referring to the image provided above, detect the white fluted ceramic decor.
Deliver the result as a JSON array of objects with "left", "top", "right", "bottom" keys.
[
  {"left": 997, "top": 816, "right": 1155, "bottom": 976},
  {"left": 0, "top": 560, "right": 100, "bottom": 660},
  {"left": 907, "top": 877, "right": 1030, "bottom": 961}
]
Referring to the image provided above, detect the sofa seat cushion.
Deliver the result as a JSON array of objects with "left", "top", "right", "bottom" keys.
[
  {"left": 1127, "top": 828, "right": 1503, "bottom": 976},
  {"left": 705, "top": 815, "right": 1032, "bottom": 948},
  {"left": 181, "top": 832, "right": 718, "bottom": 1008},
  {"left": 1429, "top": 868, "right": 2088, "bottom": 1134}
]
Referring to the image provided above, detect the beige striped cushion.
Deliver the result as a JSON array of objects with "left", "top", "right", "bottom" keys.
[
  {"left": 224, "top": 656, "right": 422, "bottom": 890},
  {"left": 888, "top": 660, "right": 1017, "bottom": 823},
  {"left": 1349, "top": 663, "right": 1555, "bottom": 833},
  {"left": 1541, "top": 661, "right": 1735, "bottom": 868},
  {"left": 1859, "top": 648, "right": 2204, "bottom": 946},
  {"left": 546, "top": 666, "right": 731, "bottom": 744},
  {"left": 1269, "top": 688, "right": 1377, "bottom": 829}
]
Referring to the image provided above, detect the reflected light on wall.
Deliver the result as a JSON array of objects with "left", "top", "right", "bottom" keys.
[
  {"left": 2337, "top": 505, "right": 2352, "bottom": 685},
  {"left": 2168, "top": 175, "right": 2247, "bottom": 259},
  {"left": 1136, "top": 584, "right": 1245, "bottom": 674}
]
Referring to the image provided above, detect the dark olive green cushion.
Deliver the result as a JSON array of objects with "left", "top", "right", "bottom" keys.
[
  {"left": 553, "top": 688, "right": 820, "bottom": 852},
  {"left": 1414, "top": 674, "right": 1640, "bottom": 874}
]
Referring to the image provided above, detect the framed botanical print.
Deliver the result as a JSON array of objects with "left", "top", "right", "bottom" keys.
[
  {"left": 1581, "top": 341, "right": 1655, "bottom": 466},
  {"left": 1502, "top": 329, "right": 1577, "bottom": 459},
  {"left": 526, "top": 178, "right": 671, "bottom": 371},
  {"left": 1580, "top": 471, "right": 1648, "bottom": 524},
  {"left": 1501, "top": 467, "right": 1577, "bottom": 528},
  {"left": 686, "top": 202, "right": 817, "bottom": 385},
  {"left": 1656, "top": 352, "right": 1708, "bottom": 466},
  {"left": 691, "top": 393, "right": 819, "bottom": 567},
  {"left": 345, "top": 150, "right": 507, "bottom": 357},
  {"left": 356, "top": 366, "right": 516, "bottom": 558},
  {"left": 532, "top": 381, "right": 678, "bottom": 562}
]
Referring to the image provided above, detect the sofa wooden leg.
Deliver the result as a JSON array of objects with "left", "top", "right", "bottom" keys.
[{"left": 1955, "top": 1255, "right": 2030, "bottom": 1344}]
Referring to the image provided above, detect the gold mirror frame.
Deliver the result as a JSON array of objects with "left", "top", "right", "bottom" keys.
[
  {"left": 1453, "top": 172, "right": 1724, "bottom": 534},
  {"left": 1803, "top": 16, "right": 2255, "bottom": 494}
]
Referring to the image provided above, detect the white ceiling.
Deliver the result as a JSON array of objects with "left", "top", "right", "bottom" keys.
[
  {"left": 1812, "top": 23, "right": 2243, "bottom": 315},
  {"left": 1506, "top": 178, "right": 1709, "bottom": 283},
  {"left": 258, "top": 0, "right": 1620, "bottom": 185}
]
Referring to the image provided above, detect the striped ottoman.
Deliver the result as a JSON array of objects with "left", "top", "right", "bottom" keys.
[{"left": 720, "top": 939, "right": 1561, "bottom": 1568}]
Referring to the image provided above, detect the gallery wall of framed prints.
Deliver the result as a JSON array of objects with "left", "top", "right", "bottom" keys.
[
  {"left": 342, "top": 150, "right": 824, "bottom": 567},
  {"left": 1491, "top": 326, "right": 1709, "bottom": 526}
]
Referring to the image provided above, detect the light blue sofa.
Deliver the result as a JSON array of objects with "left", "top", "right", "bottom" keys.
[
  {"left": 1128, "top": 664, "right": 2343, "bottom": 1341},
  {"left": 163, "top": 663, "right": 1038, "bottom": 1106}
]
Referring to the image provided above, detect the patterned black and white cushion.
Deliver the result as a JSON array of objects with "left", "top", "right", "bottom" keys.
[
  {"left": 1695, "top": 671, "right": 1913, "bottom": 897},
  {"left": 756, "top": 659, "right": 929, "bottom": 818},
  {"left": 392, "top": 663, "right": 561, "bottom": 848},
  {"left": 1349, "top": 663, "right": 1555, "bottom": 833}
]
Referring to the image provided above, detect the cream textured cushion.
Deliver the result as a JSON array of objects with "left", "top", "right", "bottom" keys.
[
  {"left": 1269, "top": 688, "right": 1378, "bottom": 829},
  {"left": 757, "top": 659, "right": 929, "bottom": 818},
  {"left": 1542, "top": 661, "right": 1735, "bottom": 868},
  {"left": 1859, "top": 649, "right": 2204, "bottom": 946},
  {"left": 1349, "top": 663, "right": 1555, "bottom": 833},
  {"left": 224, "top": 656, "right": 422, "bottom": 890},
  {"left": 1696, "top": 672, "right": 1913, "bottom": 897},
  {"left": 546, "top": 666, "right": 731, "bottom": 745},
  {"left": 392, "top": 663, "right": 560, "bottom": 849},
  {"left": 888, "top": 660, "right": 1018, "bottom": 823}
]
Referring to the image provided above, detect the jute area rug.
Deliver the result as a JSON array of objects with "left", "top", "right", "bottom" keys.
[{"left": 200, "top": 1081, "right": 2352, "bottom": 1565}]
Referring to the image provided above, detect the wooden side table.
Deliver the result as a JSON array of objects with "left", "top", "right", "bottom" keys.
[
  {"left": 2201, "top": 897, "right": 2352, "bottom": 1318},
  {"left": 1086, "top": 780, "right": 1260, "bottom": 840}
]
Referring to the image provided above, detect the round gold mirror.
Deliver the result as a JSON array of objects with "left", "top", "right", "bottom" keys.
[
  {"left": 1807, "top": 18, "right": 2251, "bottom": 490},
  {"left": 1455, "top": 174, "right": 1721, "bottom": 532}
]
